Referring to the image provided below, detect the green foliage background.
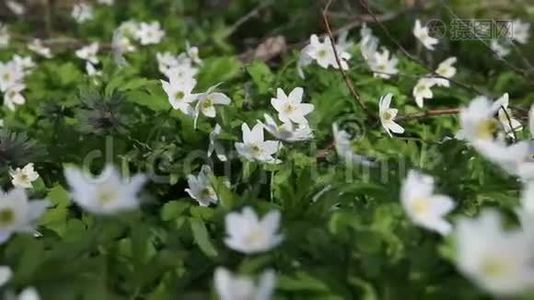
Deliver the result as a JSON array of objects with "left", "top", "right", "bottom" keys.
[{"left": 0, "top": 0, "right": 533, "bottom": 299}]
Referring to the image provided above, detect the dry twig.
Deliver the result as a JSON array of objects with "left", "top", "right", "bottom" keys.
[{"left": 322, "top": 0, "right": 372, "bottom": 118}]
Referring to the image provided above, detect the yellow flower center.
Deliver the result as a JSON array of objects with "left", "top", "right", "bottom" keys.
[
  {"left": 2, "top": 73, "right": 10, "bottom": 81},
  {"left": 382, "top": 111, "right": 393, "bottom": 121},
  {"left": 202, "top": 98, "right": 213, "bottom": 108},
  {"left": 244, "top": 227, "right": 266, "bottom": 247},
  {"left": 251, "top": 144, "right": 262, "bottom": 155},
  {"left": 0, "top": 208, "right": 15, "bottom": 227},
  {"left": 411, "top": 198, "right": 429, "bottom": 216},
  {"left": 97, "top": 185, "right": 117, "bottom": 205},
  {"left": 318, "top": 49, "right": 328, "bottom": 58},
  {"left": 283, "top": 104, "right": 295, "bottom": 114},
  {"left": 200, "top": 187, "right": 213, "bottom": 198},
  {"left": 481, "top": 257, "right": 509, "bottom": 278},
  {"left": 175, "top": 91, "right": 185, "bottom": 101},
  {"left": 475, "top": 119, "right": 499, "bottom": 139}
]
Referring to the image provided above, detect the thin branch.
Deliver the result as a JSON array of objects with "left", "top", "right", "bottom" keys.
[
  {"left": 397, "top": 108, "right": 460, "bottom": 120},
  {"left": 358, "top": 0, "right": 425, "bottom": 66},
  {"left": 223, "top": 1, "right": 273, "bottom": 39},
  {"left": 322, "top": 0, "right": 372, "bottom": 118}
]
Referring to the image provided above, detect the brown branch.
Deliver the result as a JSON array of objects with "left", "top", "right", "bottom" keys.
[
  {"left": 397, "top": 108, "right": 460, "bottom": 120},
  {"left": 223, "top": 1, "right": 273, "bottom": 39},
  {"left": 322, "top": 0, "right": 372, "bottom": 118},
  {"left": 12, "top": 35, "right": 113, "bottom": 50}
]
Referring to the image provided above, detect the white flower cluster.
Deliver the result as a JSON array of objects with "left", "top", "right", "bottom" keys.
[
  {"left": 112, "top": 20, "right": 165, "bottom": 66},
  {"left": 158, "top": 43, "right": 233, "bottom": 125},
  {"left": 400, "top": 154, "right": 534, "bottom": 297},
  {"left": 0, "top": 55, "right": 34, "bottom": 111},
  {"left": 412, "top": 57, "right": 457, "bottom": 108},
  {"left": 298, "top": 32, "right": 352, "bottom": 78},
  {"left": 360, "top": 24, "right": 399, "bottom": 79},
  {"left": 235, "top": 87, "right": 315, "bottom": 164},
  {"left": 399, "top": 97, "right": 534, "bottom": 297},
  {"left": 458, "top": 95, "right": 530, "bottom": 179}
]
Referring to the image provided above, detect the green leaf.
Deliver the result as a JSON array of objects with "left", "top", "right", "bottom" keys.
[
  {"left": 125, "top": 88, "right": 169, "bottom": 112},
  {"left": 278, "top": 272, "right": 330, "bottom": 292},
  {"left": 161, "top": 201, "right": 190, "bottom": 221},
  {"left": 198, "top": 56, "right": 242, "bottom": 89},
  {"left": 246, "top": 61, "right": 274, "bottom": 94},
  {"left": 47, "top": 185, "right": 71, "bottom": 209},
  {"left": 119, "top": 78, "right": 159, "bottom": 92},
  {"left": 189, "top": 218, "right": 218, "bottom": 257}
]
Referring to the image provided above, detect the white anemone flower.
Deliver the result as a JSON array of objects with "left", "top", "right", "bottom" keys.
[
  {"left": 12, "top": 55, "right": 35, "bottom": 74},
  {"left": 27, "top": 39, "right": 52, "bottom": 58},
  {"left": 71, "top": 3, "right": 93, "bottom": 24},
  {"left": 0, "top": 189, "right": 48, "bottom": 244},
  {"left": 75, "top": 42, "right": 99, "bottom": 64},
  {"left": 258, "top": 114, "right": 313, "bottom": 142},
  {"left": 455, "top": 209, "right": 534, "bottom": 297},
  {"left": 214, "top": 268, "right": 276, "bottom": 300},
  {"left": 136, "top": 21, "right": 165, "bottom": 45},
  {"left": 413, "top": 19, "right": 439, "bottom": 50},
  {"left": 433, "top": 57, "right": 457, "bottom": 87},
  {"left": 0, "top": 61, "right": 24, "bottom": 92},
  {"left": 194, "top": 86, "right": 231, "bottom": 118},
  {"left": 234, "top": 123, "right": 281, "bottom": 164},
  {"left": 332, "top": 123, "right": 374, "bottom": 166},
  {"left": 412, "top": 77, "right": 436, "bottom": 108},
  {"left": 379, "top": 93, "right": 404, "bottom": 137},
  {"left": 298, "top": 33, "right": 351, "bottom": 77},
  {"left": 510, "top": 19, "right": 530, "bottom": 44},
  {"left": 64, "top": 165, "right": 147, "bottom": 215},
  {"left": 186, "top": 41, "right": 202, "bottom": 65},
  {"left": 401, "top": 170, "right": 454, "bottom": 235},
  {"left": 3, "top": 83, "right": 26, "bottom": 111},
  {"left": 459, "top": 96, "right": 500, "bottom": 142},
  {"left": 161, "top": 77, "right": 198, "bottom": 115},
  {"left": 185, "top": 165, "right": 218, "bottom": 207},
  {"left": 207, "top": 124, "right": 227, "bottom": 162},
  {"left": 472, "top": 139, "right": 534, "bottom": 180},
  {"left": 490, "top": 39, "right": 510, "bottom": 58},
  {"left": 9, "top": 163, "right": 39, "bottom": 189},
  {"left": 492, "top": 93, "right": 522, "bottom": 137},
  {"left": 370, "top": 48, "right": 399, "bottom": 79},
  {"left": 270, "top": 87, "right": 314, "bottom": 125},
  {"left": 85, "top": 62, "right": 102, "bottom": 77},
  {"left": 224, "top": 207, "right": 283, "bottom": 254}
]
